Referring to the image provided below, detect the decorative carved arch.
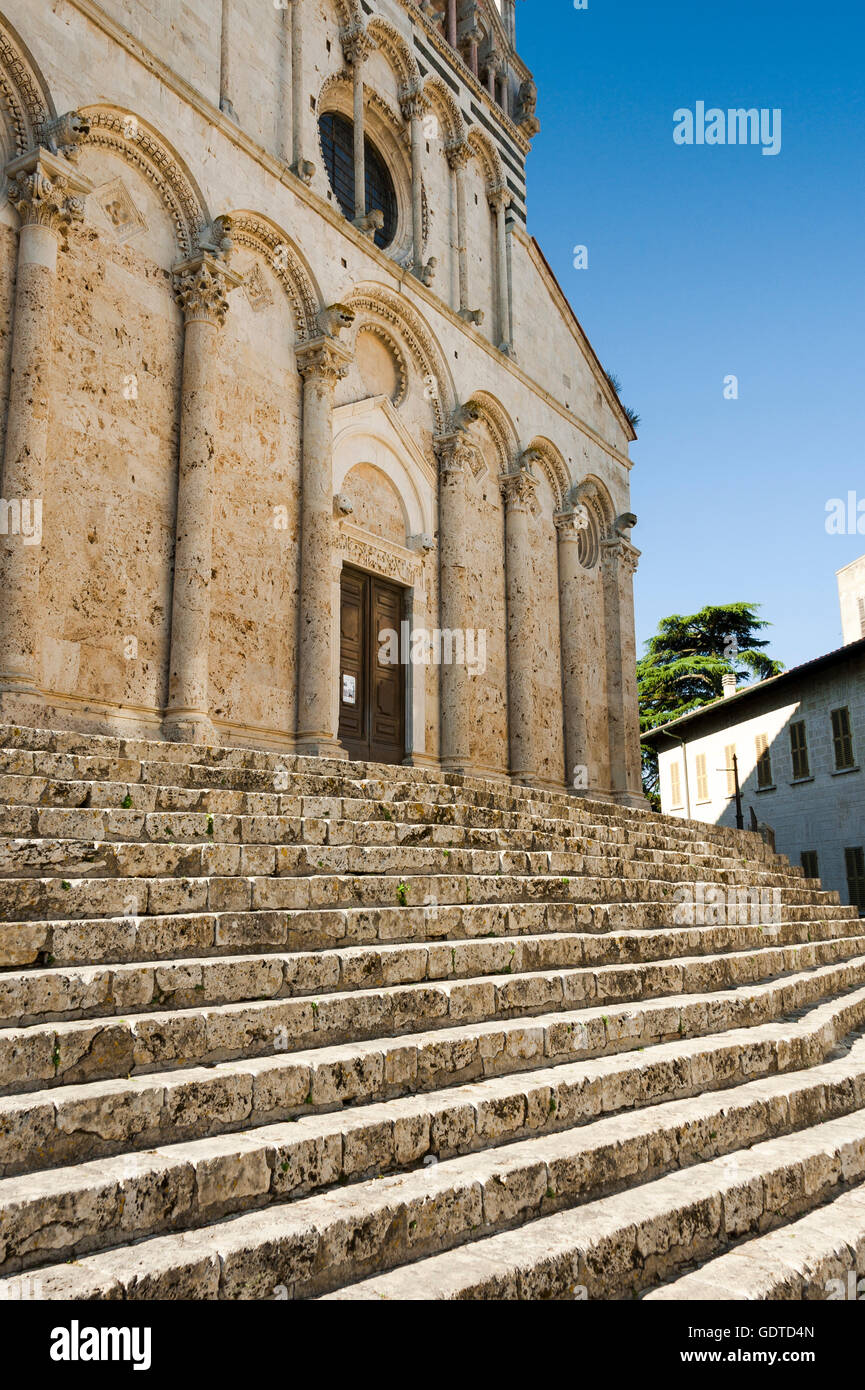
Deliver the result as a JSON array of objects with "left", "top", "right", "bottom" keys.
[
  {"left": 354, "top": 321, "right": 409, "bottom": 406},
  {"left": 344, "top": 282, "right": 456, "bottom": 433},
  {"left": 366, "top": 16, "right": 422, "bottom": 92},
  {"left": 423, "top": 76, "right": 467, "bottom": 149},
  {"left": 467, "top": 127, "right": 505, "bottom": 193},
  {"left": 524, "top": 436, "right": 569, "bottom": 511},
  {"left": 78, "top": 106, "right": 209, "bottom": 258},
  {"left": 567, "top": 474, "right": 615, "bottom": 571},
  {"left": 228, "top": 210, "right": 322, "bottom": 340},
  {"left": 0, "top": 12, "right": 54, "bottom": 157},
  {"left": 334, "top": 0, "right": 364, "bottom": 31},
  {"left": 466, "top": 390, "right": 520, "bottom": 476}
]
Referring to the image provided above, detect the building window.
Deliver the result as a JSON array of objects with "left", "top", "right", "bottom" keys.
[
  {"left": 695, "top": 752, "right": 709, "bottom": 802},
  {"left": 670, "top": 760, "right": 682, "bottom": 808},
  {"left": 790, "top": 720, "right": 810, "bottom": 780},
  {"left": 845, "top": 847, "right": 865, "bottom": 912},
  {"left": 724, "top": 743, "right": 737, "bottom": 797},
  {"left": 318, "top": 112, "right": 397, "bottom": 250},
  {"left": 831, "top": 706, "right": 855, "bottom": 770},
  {"left": 755, "top": 733, "right": 773, "bottom": 789},
  {"left": 801, "top": 850, "right": 819, "bottom": 880}
]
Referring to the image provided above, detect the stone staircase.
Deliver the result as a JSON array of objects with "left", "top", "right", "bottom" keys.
[{"left": 0, "top": 722, "right": 863, "bottom": 1301}]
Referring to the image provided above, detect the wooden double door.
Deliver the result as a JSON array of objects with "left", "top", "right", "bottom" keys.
[{"left": 338, "top": 566, "right": 406, "bottom": 765}]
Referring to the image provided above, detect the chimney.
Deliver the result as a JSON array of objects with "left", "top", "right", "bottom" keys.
[{"left": 722, "top": 674, "right": 737, "bottom": 699}]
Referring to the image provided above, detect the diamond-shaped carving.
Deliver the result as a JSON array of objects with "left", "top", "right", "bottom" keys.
[
  {"left": 94, "top": 178, "right": 147, "bottom": 244},
  {"left": 243, "top": 262, "right": 274, "bottom": 312}
]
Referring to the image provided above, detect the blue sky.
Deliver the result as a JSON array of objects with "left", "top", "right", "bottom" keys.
[{"left": 517, "top": 0, "right": 865, "bottom": 669}]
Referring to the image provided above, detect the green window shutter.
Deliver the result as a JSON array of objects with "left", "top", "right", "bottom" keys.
[
  {"left": 831, "top": 708, "right": 855, "bottom": 770},
  {"left": 790, "top": 721, "right": 810, "bottom": 780}
]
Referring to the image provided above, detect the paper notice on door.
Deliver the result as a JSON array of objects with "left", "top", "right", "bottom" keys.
[{"left": 342, "top": 674, "right": 356, "bottom": 705}]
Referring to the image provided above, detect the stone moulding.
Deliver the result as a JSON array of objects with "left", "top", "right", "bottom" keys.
[
  {"left": 345, "top": 286, "right": 455, "bottom": 434},
  {"left": 338, "top": 520, "right": 424, "bottom": 590},
  {"left": 229, "top": 212, "right": 321, "bottom": 341},
  {"left": 78, "top": 107, "right": 206, "bottom": 260},
  {"left": 0, "top": 17, "right": 53, "bottom": 157}
]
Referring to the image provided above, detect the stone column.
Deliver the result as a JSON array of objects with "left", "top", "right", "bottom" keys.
[
  {"left": 220, "top": 0, "right": 238, "bottom": 121},
  {"left": 0, "top": 149, "right": 91, "bottom": 721},
  {"left": 290, "top": 0, "right": 314, "bottom": 182},
  {"left": 435, "top": 432, "right": 474, "bottom": 773},
  {"left": 447, "top": 142, "right": 471, "bottom": 315},
  {"left": 555, "top": 506, "right": 591, "bottom": 795},
  {"left": 601, "top": 532, "right": 645, "bottom": 807},
  {"left": 163, "top": 252, "right": 242, "bottom": 744},
  {"left": 447, "top": 0, "right": 458, "bottom": 48},
  {"left": 401, "top": 84, "right": 427, "bottom": 276},
  {"left": 615, "top": 535, "right": 646, "bottom": 807},
  {"left": 500, "top": 466, "right": 539, "bottom": 785},
  {"left": 279, "top": 1, "right": 294, "bottom": 165},
  {"left": 295, "top": 333, "right": 352, "bottom": 756},
  {"left": 343, "top": 27, "right": 373, "bottom": 224},
  {"left": 489, "top": 186, "right": 512, "bottom": 355}
]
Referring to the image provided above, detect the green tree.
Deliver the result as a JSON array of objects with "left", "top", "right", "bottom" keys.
[{"left": 638, "top": 603, "right": 785, "bottom": 807}]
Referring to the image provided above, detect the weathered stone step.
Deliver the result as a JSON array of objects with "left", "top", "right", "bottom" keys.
[
  {"left": 0, "top": 834, "right": 808, "bottom": 893},
  {"left": 3, "top": 897, "right": 857, "bottom": 973},
  {"left": 5, "top": 945, "right": 865, "bottom": 1096},
  {"left": 0, "top": 868, "right": 835, "bottom": 928},
  {"left": 6, "top": 924, "right": 863, "bottom": 1027},
  {"left": 12, "top": 1089, "right": 865, "bottom": 1301},
  {"left": 320, "top": 1110, "right": 865, "bottom": 1302},
  {"left": 0, "top": 727, "right": 772, "bottom": 852},
  {"left": 2, "top": 972, "right": 863, "bottom": 1179},
  {"left": 4, "top": 1033, "right": 865, "bottom": 1279},
  {"left": 0, "top": 808, "right": 791, "bottom": 884},
  {"left": 0, "top": 776, "right": 784, "bottom": 864},
  {"left": 644, "top": 1183, "right": 865, "bottom": 1301}
]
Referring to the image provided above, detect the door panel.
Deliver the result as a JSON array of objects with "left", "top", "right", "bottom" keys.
[
  {"left": 338, "top": 569, "right": 366, "bottom": 752},
  {"left": 339, "top": 566, "right": 405, "bottom": 765}
]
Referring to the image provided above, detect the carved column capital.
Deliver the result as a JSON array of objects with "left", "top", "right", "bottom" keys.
[
  {"left": 601, "top": 534, "right": 639, "bottom": 574},
  {"left": 295, "top": 334, "right": 353, "bottom": 383},
  {"left": 554, "top": 504, "right": 590, "bottom": 539},
  {"left": 488, "top": 183, "right": 511, "bottom": 213},
  {"left": 445, "top": 139, "right": 471, "bottom": 171},
  {"left": 5, "top": 148, "right": 92, "bottom": 235},
  {"left": 399, "top": 80, "right": 428, "bottom": 122},
  {"left": 341, "top": 22, "right": 374, "bottom": 65},
  {"left": 434, "top": 431, "right": 476, "bottom": 477},
  {"left": 172, "top": 252, "right": 243, "bottom": 328},
  {"left": 499, "top": 467, "right": 539, "bottom": 511}
]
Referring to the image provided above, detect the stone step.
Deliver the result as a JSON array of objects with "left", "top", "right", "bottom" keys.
[
  {"left": 6, "top": 923, "right": 863, "bottom": 1027},
  {"left": 0, "top": 800, "right": 795, "bottom": 872},
  {"left": 0, "top": 772, "right": 778, "bottom": 845},
  {"left": 319, "top": 1109, "right": 865, "bottom": 1302},
  {"left": 0, "top": 869, "right": 835, "bottom": 928},
  {"left": 0, "top": 836, "right": 810, "bottom": 894},
  {"left": 3, "top": 900, "right": 857, "bottom": 973},
  {"left": 5, "top": 945, "right": 865, "bottom": 1097},
  {"left": 3, "top": 1031, "right": 865, "bottom": 1280},
  {"left": 644, "top": 1183, "right": 865, "bottom": 1301},
  {"left": 2, "top": 972, "right": 863, "bottom": 1179},
  {"left": 0, "top": 727, "right": 772, "bottom": 852},
  {"left": 11, "top": 1084, "right": 865, "bottom": 1301}
]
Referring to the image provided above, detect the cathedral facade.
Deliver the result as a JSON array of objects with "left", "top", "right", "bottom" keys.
[{"left": 0, "top": 0, "right": 644, "bottom": 804}]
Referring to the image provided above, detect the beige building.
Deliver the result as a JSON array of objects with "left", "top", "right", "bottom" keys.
[
  {"left": 838, "top": 553, "right": 865, "bottom": 645},
  {"left": 0, "top": 0, "right": 644, "bottom": 804}
]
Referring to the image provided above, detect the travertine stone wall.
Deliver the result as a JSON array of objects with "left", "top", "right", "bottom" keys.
[{"left": 0, "top": 0, "right": 645, "bottom": 802}]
